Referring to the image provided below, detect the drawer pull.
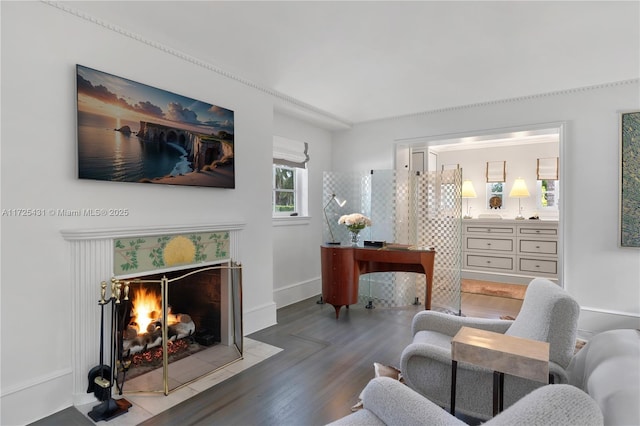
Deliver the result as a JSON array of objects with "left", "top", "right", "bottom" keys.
[
  {"left": 535, "top": 245, "right": 540, "bottom": 249},
  {"left": 486, "top": 260, "right": 491, "bottom": 264}
]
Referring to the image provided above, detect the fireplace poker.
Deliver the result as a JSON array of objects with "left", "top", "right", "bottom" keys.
[
  {"left": 109, "top": 281, "right": 121, "bottom": 395},
  {"left": 86, "top": 281, "right": 112, "bottom": 401},
  {"left": 114, "top": 281, "right": 132, "bottom": 395}
]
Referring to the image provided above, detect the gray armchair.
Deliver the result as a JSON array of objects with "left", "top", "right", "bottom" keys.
[
  {"left": 399, "top": 278, "right": 580, "bottom": 420},
  {"left": 327, "top": 377, "right": 602, "bottom": 426}
]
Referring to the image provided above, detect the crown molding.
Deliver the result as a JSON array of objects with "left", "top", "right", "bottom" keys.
[
  {"left": 43, "top": 1, "right": 353, "bottom": 131},
  {"left": 360, "top": 79, "right": 640, "bottom": 125}
]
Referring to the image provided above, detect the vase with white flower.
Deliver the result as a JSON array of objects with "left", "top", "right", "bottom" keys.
[{"left": 338, "top": 213, "right": 372, "bottom": 246}]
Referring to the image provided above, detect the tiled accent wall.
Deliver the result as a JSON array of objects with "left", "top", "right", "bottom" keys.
[{"left": 114, "top": 231, "right": 230, "bottom": 275}]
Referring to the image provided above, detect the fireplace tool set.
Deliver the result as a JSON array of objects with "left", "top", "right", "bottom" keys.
[{"left": 86, "top": 279, "right": 132, "bottom": 422}]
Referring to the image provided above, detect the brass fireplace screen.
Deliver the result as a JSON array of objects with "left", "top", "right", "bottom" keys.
[{"left": 90, "top": 262, "right": 243, "bottom": 397}]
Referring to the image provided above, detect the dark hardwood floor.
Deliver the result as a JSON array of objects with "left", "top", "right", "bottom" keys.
[{"left": 31, "top": 292, "right": 522, "bottom": 426}]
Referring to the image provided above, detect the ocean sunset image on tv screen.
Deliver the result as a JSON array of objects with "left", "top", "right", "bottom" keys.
[{"left": 76, "top": 65, "right": 235, "bottom": 188}]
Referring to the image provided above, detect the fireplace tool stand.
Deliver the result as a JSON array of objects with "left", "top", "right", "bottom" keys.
[{"left": 87, "top": 280, "right": 132, "bottom": 422}]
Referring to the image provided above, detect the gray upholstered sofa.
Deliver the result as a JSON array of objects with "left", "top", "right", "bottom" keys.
[
  {"left": 328, "top": 329, "right": 639, "bottom": 425},
  {"left": 566, "top": 329, "right": 639, "bottom": 425},
  {"left": 328, "top": 378, "right": 602, "bottom": 426}
]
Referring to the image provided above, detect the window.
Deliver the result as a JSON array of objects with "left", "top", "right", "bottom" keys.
[
  {"left": 536, "top": 157, "right": 559, "bottom": 211},
  {"left": 486, "top": 182, "right": 505, "bottom": 210},
  {"left": 538, "top": 180, "right": 559, "bottom": 210},
  {"left": 273, "top": 165, "right": 296, "bottom": 214},
  {"left": 273, "top": 136, "right": 309, "bottom": 217}
]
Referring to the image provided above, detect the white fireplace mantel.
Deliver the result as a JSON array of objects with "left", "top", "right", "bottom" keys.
[
  {"left": 62, "top": 222, "right": 245, "bottom": 406},
  {"left": 61, "top": 221, "right": 246, "bottom": 241}
]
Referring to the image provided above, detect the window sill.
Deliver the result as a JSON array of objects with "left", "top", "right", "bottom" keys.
[{"left": 272, "top": 216, "right": 311, "bottom": 227}]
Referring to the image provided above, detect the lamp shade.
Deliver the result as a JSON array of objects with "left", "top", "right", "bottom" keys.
[
  {"left": 461, "top": 180, "right": 477, "bottom": 198},
  {"left": 509, "top": 178, "right": 530, "bottom": 198},
  {"left": 332, "top": 195, "right": 346, "bottom": 208}
]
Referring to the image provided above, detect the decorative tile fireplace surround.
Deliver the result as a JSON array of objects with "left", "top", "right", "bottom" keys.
[{"left": 61, "top": 222, "right": 248, "bottom": 408}]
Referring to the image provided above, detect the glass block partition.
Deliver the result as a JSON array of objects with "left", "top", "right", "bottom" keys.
[
  {"left": 323, "top": 171, "right": 372, "bottom": 245},
  {"left": 322, "top": 169, "right": 462, "bottom": 314}
]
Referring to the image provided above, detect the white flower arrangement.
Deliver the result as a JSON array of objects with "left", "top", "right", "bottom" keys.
[{"left": 338, "top": 213, "right": 372, "bottom": 232}]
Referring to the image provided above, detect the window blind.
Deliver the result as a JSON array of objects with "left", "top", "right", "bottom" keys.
[
  {"left": 537, "top": 157, "right": 559, "bottom": 180},
  {"left": 486, "top": 161, "right": 506, "bottom": 182},
  {"left": 273, "top": 136, "right": 309, "bottom": 168}
]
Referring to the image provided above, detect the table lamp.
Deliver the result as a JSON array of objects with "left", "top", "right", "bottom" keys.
[
  {"left": 323, "top": 193, "right": 346, "bottom": 244},
  {"left": 461, "top": 180, "right": 477, "bottom": 219},
  {"left": 509, "top": 178, "right": 530, "bottom": 220}
]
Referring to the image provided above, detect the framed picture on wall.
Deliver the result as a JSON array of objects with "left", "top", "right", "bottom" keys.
[
  {"left": 620, "top": 111, "right": 640, "bottom": 247},
  {"left": 76, "top": 65, "right": 235, "bottom": 188}
]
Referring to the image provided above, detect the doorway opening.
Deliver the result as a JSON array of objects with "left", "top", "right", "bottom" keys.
[{"left": 394, "top": 122, "right": 564, "bottom": 293}]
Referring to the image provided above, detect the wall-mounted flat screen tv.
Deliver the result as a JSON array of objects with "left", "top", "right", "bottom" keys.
[{"left": 76, "top": 64, "right": 235, "bottom": 188}]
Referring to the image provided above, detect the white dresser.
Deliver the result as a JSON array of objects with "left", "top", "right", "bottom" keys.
[{"left": 462, "top": 219, "right": 559, "bottom": 284}]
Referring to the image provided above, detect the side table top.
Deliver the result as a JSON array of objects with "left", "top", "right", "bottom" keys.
[{"left": 451, "top": 326, "right": 550, "bottom": 383}]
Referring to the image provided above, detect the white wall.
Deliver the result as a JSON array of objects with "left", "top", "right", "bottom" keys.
[
  {"left": 437, "top": 142, "right": 559, "bottom": 220},
  {"left": 0, "top": 2, "right": 321, "bottom": 424},
  {"left": 332, "top": 82, "right": 640, "bottom": 336},
  {"left": 272, "top": 112, "right": 332, "bottom": 307}
]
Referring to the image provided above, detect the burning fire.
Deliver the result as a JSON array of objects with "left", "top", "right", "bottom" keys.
[
  {"left": 122, "top": 286, "right": 195, "bottom": 358},
  {"left": 130, "top": 288, "right": 179, "bottom": 334}
]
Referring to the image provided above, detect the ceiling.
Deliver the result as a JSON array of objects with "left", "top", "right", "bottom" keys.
[{"left": 64, "top": 1, "right": 639, "bottom": 127}]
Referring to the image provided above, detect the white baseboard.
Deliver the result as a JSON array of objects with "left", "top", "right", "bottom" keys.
[
  {"left": 273, "top": 277, "right": 321, "bottom": 309},
  {"left": 243, "top": 301, "right": 277, "bottom": 335},
  {"left": 0, "top": 368, "right": 74, "bottom": 425},
  {"left": 578, "top": 306, "right": 640, "bottom": 338}
]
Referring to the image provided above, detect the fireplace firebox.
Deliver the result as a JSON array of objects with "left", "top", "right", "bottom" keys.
[{"left": 108, "top": 262, "right": 242, "bottom": 396}]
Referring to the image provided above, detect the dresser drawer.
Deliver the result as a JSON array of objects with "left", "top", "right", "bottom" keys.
[
  {"left": 519, "top": 239, "right": 557, "bottom": 255},
  {"left": 519, "top": 227, "right": 558, "bottom": 237},
  {"left": 466, "top": 237, "right": 514, "bottom": 252},
  {"left": 518, "top": 258, "right": 557, "bottom": 275},
  {"left": 466, "top": 254, "right": 514, "bottom": 271},
  {"left": 462, "top": 219, "right": 559, "bottom": 281},
  {"left": 465, "top": 225, "right": 515, "bottom": 236}
]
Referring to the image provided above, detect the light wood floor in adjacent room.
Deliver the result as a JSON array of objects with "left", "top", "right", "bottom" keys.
[{"left": 31, "top": 291, "right": 522, "bottom": 426}]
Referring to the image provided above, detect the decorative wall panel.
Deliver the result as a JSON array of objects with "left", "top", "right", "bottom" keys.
[{"left": 114, "top": 231, "right": 230, "bottom": 275}]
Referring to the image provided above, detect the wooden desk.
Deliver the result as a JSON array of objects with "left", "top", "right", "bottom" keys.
[
  {"left": 320, "top": 245, "right": 436, "bottom": 319},
  {"left": 450, "top": 326, "right": 550, "bottom": 416}
]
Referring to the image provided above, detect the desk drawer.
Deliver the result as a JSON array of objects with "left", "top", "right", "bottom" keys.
[
  {"left": 519, "top": 240, "right": 557, "bottom": 255},
  {"left": 466, "top": 237, "right": 514, "bottom": 252},
  {"left": 518, "top": 258, "right": 557, "bottom": 275},
  {"left": 466, "top": 254, "right": 514, "bottom": 271}
]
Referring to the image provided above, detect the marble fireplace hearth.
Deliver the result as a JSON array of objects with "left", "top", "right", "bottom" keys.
[{"left": 76, "top": 337, "right": 282, "bottom": 425}]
